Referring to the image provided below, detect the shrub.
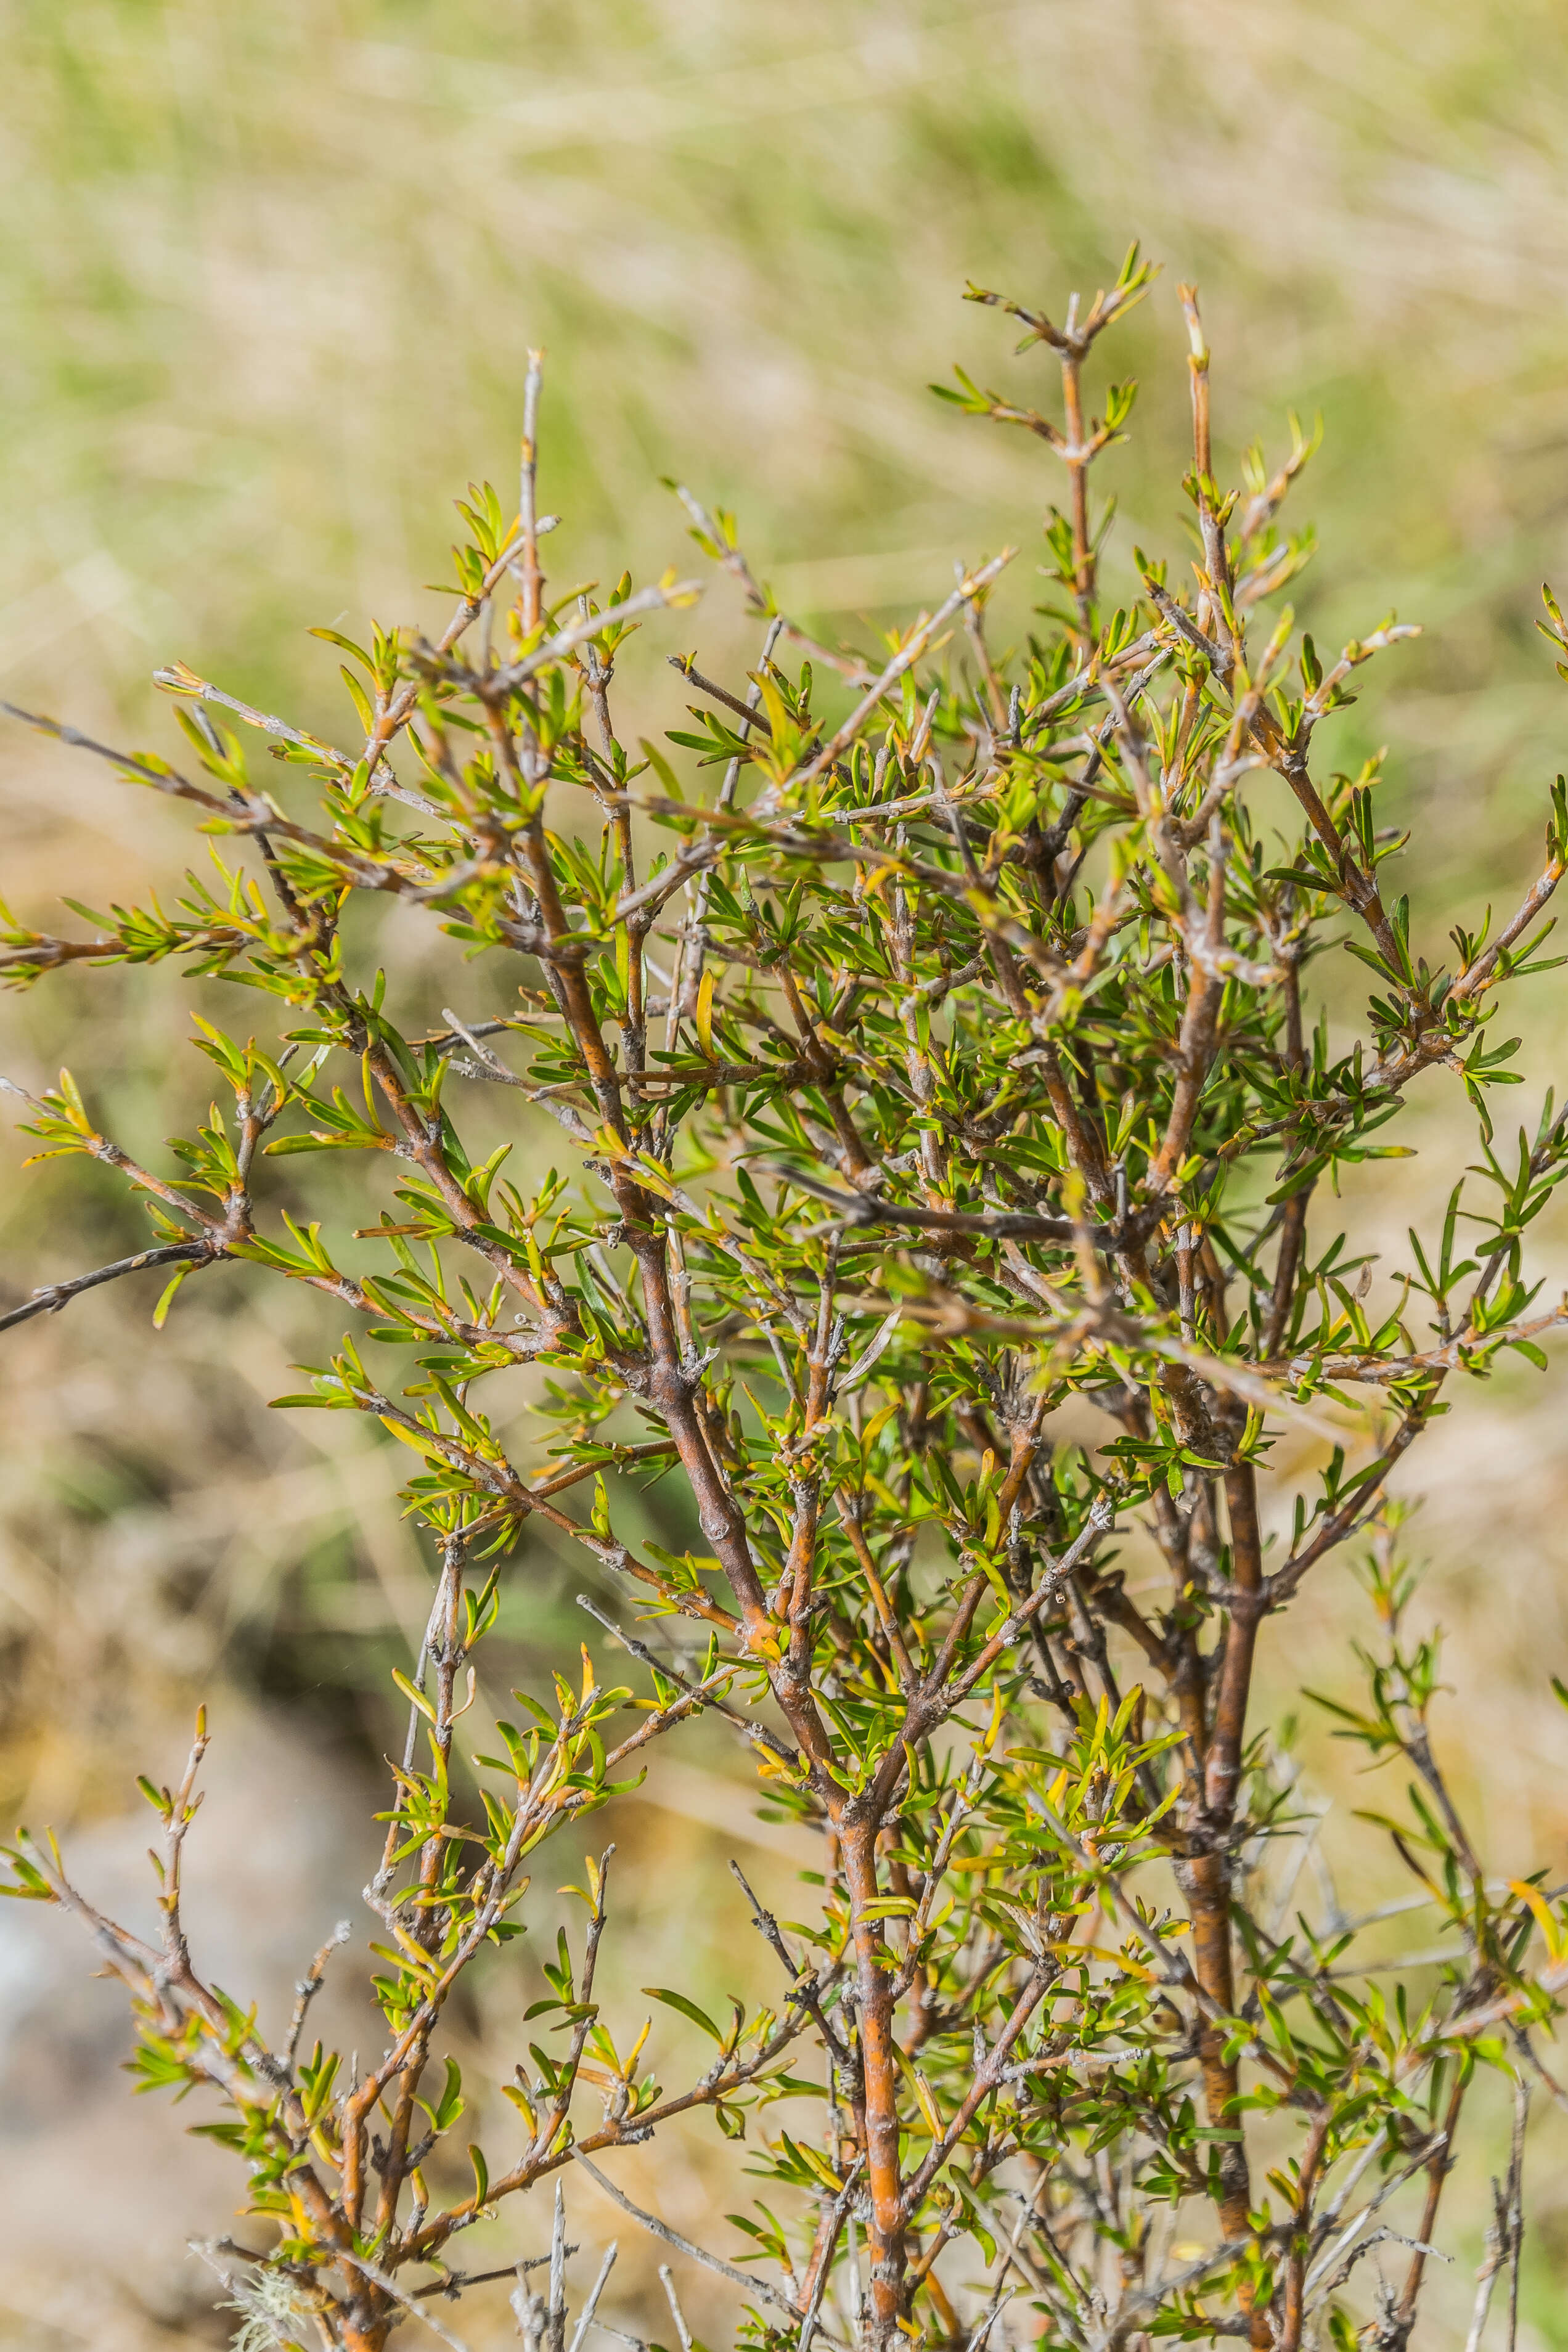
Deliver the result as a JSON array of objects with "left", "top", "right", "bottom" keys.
[{"left": 4, "top": 249, "right": 1568, "bottom": 2351}]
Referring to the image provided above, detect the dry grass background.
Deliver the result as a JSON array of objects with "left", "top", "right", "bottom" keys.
[{"left": 6, "top": 1, "right": 1568, "bottom": 2343}]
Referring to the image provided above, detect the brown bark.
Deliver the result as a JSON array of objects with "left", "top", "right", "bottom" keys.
[
  {"left": 1179, "top": 1461, "right": 1268, "bottom": 2345},
  {"left": 843, "top": 1822, "right": 907, "bottom": 2347}
]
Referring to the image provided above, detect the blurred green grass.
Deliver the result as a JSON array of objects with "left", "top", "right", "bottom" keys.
[
  {"left": 6, "top": 0, "right": 1568, "bottom": 805},
  {"left": 7, "top": 3, "right": 1568, "bottom": 2343}
]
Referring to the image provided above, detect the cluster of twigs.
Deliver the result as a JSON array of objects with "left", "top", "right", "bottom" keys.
[{"left": 6, "top": 249, "right": 1568, "bottom": 2350}]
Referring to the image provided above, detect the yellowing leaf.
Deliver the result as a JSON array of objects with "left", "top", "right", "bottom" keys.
[
  {"left": 910, "top": 2068, "right": 944, "bottom": 2138},
  {"left": 380, "top": 1415, "right": 437, "bottom": 1455},
  {"left": 1509, "top": 1877, "right": 1568, "bottom": 1962},
  {"left": 695, "top": 968, "right": 717, "bottom": 1061},
  {"left": 152, "top": 1264, "right": 192, "bottom": 1329},
  {"left": 391, "top": 1668, "right": 436, "bottom": 1723}
]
